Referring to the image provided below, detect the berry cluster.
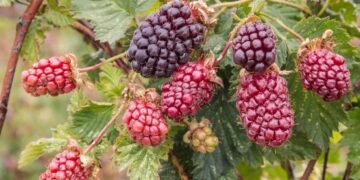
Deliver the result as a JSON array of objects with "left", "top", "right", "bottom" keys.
[
  {"left": 236, "top": 71, "right": 294, "bottom": 147},
  {"left": 298, "top": 49, "right": 350, "bottom": 102},
  {"left": 40, "top": 150, "right": 91, "bottom": 180},
  {"left": 232, "top": 21, "right": 276, "bottom": 73},
  {"left": 123, "top": 99, "right": 169, "bottom": 146},
  {"left": 160, "top": 61, "right": 216, "bottom": 121},
  {"left": 21, "top": 55, "right": 77, "bottom": 97},
  {"left": 128, "top": 0, "right": 206, "bottom": 78}
]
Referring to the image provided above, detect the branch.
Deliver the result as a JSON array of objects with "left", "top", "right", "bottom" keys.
[
  {"left": 78, "top": 51, "right": 128, "bottom": 73},
  {"left": 301, "top": 160, "right": 317, "bottom": 180},
  {"left": 83, "top": 100, "right": 126, "bottom": 154},
  {"left": 322, "top": 148, "right": 330, "bottom": 180},
  {"left": 210, "top": 0, "right": 251, "bottom": 9},
  {"left": 71, "top": 21, "right": 130, "bottom": 74},
  {"left": 0, "top": 0, "right": 44, "bottom": 135},
  {"left": 317, "top": 0, "right": 330, "bottom": 16},
  {"left": 343, "top": 162, "right": 353, "bottom": 180},
  {"left": 283, "top": 160, "right": 295, "bottom": 180},
  {"left": 169, "top": 150, "right": 189, "bottom": 180}
]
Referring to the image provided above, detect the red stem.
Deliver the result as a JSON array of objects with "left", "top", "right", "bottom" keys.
[
  {"left": 301, "top": 159, "right": 317, "bottom": 180},
  {"left": 0, "top": 0, "right": 44, "bottom": 135},
  {"left": 343, "top": 162, "right": 353, "bottom": 180}
]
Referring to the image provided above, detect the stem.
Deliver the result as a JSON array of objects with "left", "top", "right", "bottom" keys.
[
  {"left": 83, "top": 101, "right": 126, "bottom": 154},
  {"left": 78, "top": 52, "right": 127, "bottom": 73},
  {"left": 267, "top": 0, "right": 312, "bottom": 15},
  {"left": 0, "top": 0, "right": 43, "bottom": 135},
  {"left": 301, "top": 160, "right": 317, "bottom": 180},
  {"left": 283, "top": 160, "right": 295, "bottom": 180},
  {"left": 170, "top": 150, "right": 189, "bottom": 180},
  {"left": 317, "top": 0, "right": 330, "bottom": 16},
  {"left": 215, "top": 18, "right": 246, "bottom": 64},
  {"left": 210, "top": 7, "right": 227, "bottom": 23},
  {"left": 322, "top": 148, "right": 330, "bottom": 180},
  {"left": 260, "top": 12, "right": 304, "bottom": 42},
  {"left": 210, "top": 0, "right": 251, "bottom": 9},
  {"left": 72, "top": 21, "right": 130, "bottom": 74},
  {"left": 343, "top": 162, "right": 353, "bottom": 180}
]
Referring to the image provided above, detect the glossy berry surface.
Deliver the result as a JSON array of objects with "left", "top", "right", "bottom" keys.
[
  {"left": 40, "top": 150, "right": 90, "bottom": 180},
  {"left": 21, "top": 55, "right": 76, "bottom": 97},
  {"left": 232, "top": 22, "right": 276, "bottom": 72},
  {"left": 161, "top": 62, "right": 215, "bottom": 121},
  {"left": 123, "top": 99, "right": 168, "bottom": 146},
  {"left": 298, "top": 49, "right": 350, "bottom": 102},
  {"left": 236, "top": 71, "right": 294, "bottom": 147},
  {"left": 128, "top": 0, "right": 206, "bottom": 78}
]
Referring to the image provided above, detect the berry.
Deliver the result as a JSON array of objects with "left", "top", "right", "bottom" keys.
[
  {"left": 232, "top": 21, "right": 276, "bottom": 72},
  {"left": 298, "top": 49, "right": 350, "bottom": 102},
  {"left": 128, "top": 0, "right": 206, "bottom": 78},
  {"left": 21, "top": 55, "right": 77, "bottom": 97},
  {"left": 123, "top": 99, "right": 168, "bottom": 146},
  {"left": 40, "top": 150, "right": 91, "bottom": 180},
  {"left": 161, "top": 61, "right": 217, "bottom": 121},
  {"left": 183, "top": 119, "right": 219, "bottom": 153},
  {"left": 236, "top": 71, "right": 294, "bottom": 147}
]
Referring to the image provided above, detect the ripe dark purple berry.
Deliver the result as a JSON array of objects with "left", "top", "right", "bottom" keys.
[
  {"left": 128, "top": 0, "right": 206, "bottom": 78},
  {"left": 236, "top": 71, "right": 294, "bottom": 147},
  {"left": 232, "top": 21, "right": 276, "bottom": 72}
]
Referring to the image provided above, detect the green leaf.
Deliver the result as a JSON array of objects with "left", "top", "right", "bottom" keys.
[
  {"left": 287, "top": 71, "right": 348, "bottom": 150},
  {"left": 215, "top": 10, "right": 233, "bottom": 37},
  {"left": 341, "top": 108, "right": 360, "bottom": 167},
  {"left": 18, "top": 138, "right": 67, "bottom": 168},
  {"left": 159, "top": 160, "right": 180, "bottom": 180},
  {"left": 96, "top": 63, "right": 126, "bottom": 100},
  {"left": 20, "top": 19, "right": 47, "bottom": 62},
  {"left": 192, "top": 90, "right": 261, "bottom": 179},
  {"left": 44, "top": 9, "right": 74, "bottom": 27},
  {"left": 0, "top": 0, "right": 12, "bottom": 6},
  {"left": 328, "top": 0, "right": 357, "bottom": 24},
  {"left": 275, "top": 41, "right": 289, "bottom": 68},
  {"left": 67, "top": 91, "right": 90, "bottom": 113},
  {"left": 71, "top": 0, "right": 134, "bottom": 43},
  {"left": 71, "top": 101, "right": 115, "bottom": 143},
  {"left": 114, "top": 133, "right": 173, "bottom": 180}
]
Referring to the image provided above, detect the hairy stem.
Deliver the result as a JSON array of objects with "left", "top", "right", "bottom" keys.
[
  {"left": 343, "top": 162, "right": 353, "bottom": 180},
  {"left": 322, "top": 148, "right": 330, "bottom": 180},
  {"left": 267, "top": 0, "right": 312, "bottom": 15},
  {"left": 78, "top": 52, "right": 128, "bottom": 73},
  {"left": 317, "top": 0, "right": 330, "bottom": 16},
  {"left": 170, "top": 150, "right": 189, "bottom": 180},
  {"left": 260, "top": 12, "right": 304, "bottom": 42},
  {"left": 0, "top": 0, "right": 44, "bottom": 135},
  {"left": 72, "top": 21, "right": 130, "bottom": 74},
  {"left": 301, "top": 160, "right": 317, "bottom": 180}
]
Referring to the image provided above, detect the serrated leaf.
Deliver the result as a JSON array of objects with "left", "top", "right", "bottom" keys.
[
  {"left": 71, "top": 0, "right": 134, "bottom": 43},
  {"left": 114, "top": 134, "right": 173, "bottom": 180},
  {"left": 192, "top": 90, "right": 259, "bottom": 179},
  {"left": 68, "top": 91, "right": 90, "bottom": 113},
  {"left": 341, "top": 108, "right": 360, "bottom": 167},
  {"left": 159, "top": 160, "right": 180, "bottom": 180},
  {"left": 18, "top": 138, "right": 67, "bottom": 168},
  {"left": 287, "top": 71, "right": 348, "bottom": 150},
  {"left": 96, "top": 63, "right": 126, "bottom": 100},
  {"left": 20, "top": 19, "right": 47, "bottom": 62},
  {"left": 215, "top": 10, "right": 233, "bottom": 37},
  {"left": 44, "top": 9, "right": 74, "bottom": 27},
  {"left": 71, "top": 102, "right": 115, "bottom": 143},
  {"left": 275, "top": 41, "right": 289, "bottom": 68}
]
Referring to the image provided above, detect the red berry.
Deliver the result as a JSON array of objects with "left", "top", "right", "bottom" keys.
[
  {"left": 123, "top": 99, "right": 168, "bottom": 146},
  {"left": 40, "top": 150, "right": 91, "bottom": 180},
  {"left": 298, "top": 49, "right": 350, "bottom": 101},
  {"left": 232, "top": 21, "right": 276, "bottom": 72},
  {"left": 161, "top": 62, "right": 216, "bottom": 121},
  {"left": 236, "top": 71, "right": 294, "bottom": 147},
  {"left": 128, "top": 0, "right": 206, "bottom": 78},
  {"left": 22, "top": 55, "right": 77, "bottom": 97}
]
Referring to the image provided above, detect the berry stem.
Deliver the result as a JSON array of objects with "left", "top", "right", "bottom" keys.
[
  {"left": 78, "top": 51, "right": 128, "bottom": 73},
  {"left": 343, "top": 162, "right": 353, "bottom": 180},
  {"left": 210, "top": 0, "right": 251, "bottom": 9},
  {"left": 259, "top": 12, "right": 305, "bottom": 42},
  {"left": 267, "top": 0, "right": 312, "bottom": 15},
  {"left": 317, "top": 0, "right": 330, "bottom": 16},
  {"left": 0, "top": 0, "right": 44, "bottom": 135},
  {"left": 83, "top": 100, "right": 127, "bottom": 154},
  {"left": 215, "top": 18, "right": 246, "bottom": 64},
  {"left": 321, "top": 147, "right": 330, "bottom": 180},
  {"left": 300, "top": 159, "right": 317, "bottom": 180},
  {"left": 169, "top": 150, "right": 189, "bottom": 180}
]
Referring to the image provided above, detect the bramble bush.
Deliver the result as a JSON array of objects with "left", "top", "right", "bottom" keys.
[{"left": 1, "top": 0, "right": 360, "bottom": 179}]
